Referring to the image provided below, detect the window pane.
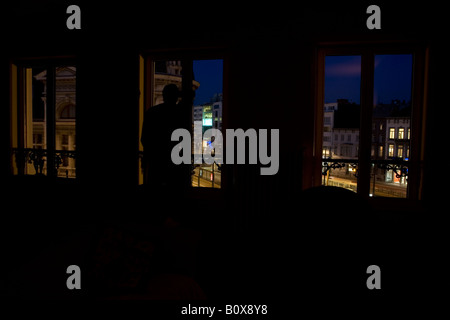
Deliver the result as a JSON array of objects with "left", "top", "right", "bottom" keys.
[
  {"left": 322, "top": 56, "right": 361, "bottom": 193},
  {"left": 370, "top": 54, "right": 412, "bottom": 198},
  {"left": 191, "top": 59, "right": 223, "bottom": 189},
  {"left": 55, "top": 66, "right": 77, "bottom": 178},
  {"left": 13, "top": 64, "right": 77, "bottom": 178}
]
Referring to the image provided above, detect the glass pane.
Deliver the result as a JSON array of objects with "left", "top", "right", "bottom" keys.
[
  {"left": 191, "top": 59, "right": 223, "bottom": 189},
  {"left": 322, "top": 56, "right": 361, "bottom": 193},
  {"left": 24, "top": 67, "right": 47, "bottom": 175},
  {"left": 370, "top": 54, "right": 413, "bottom": 198},
  {"left": 55, "top": 66, "right": 77, "bottom": 178}
]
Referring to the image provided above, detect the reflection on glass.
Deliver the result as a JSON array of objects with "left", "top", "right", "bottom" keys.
[
  {"left": 322, "top": 56, "right": 361, "bottom": 193},
  {"left": 370, "top": 54, "right": 412, "bottom": 198}
]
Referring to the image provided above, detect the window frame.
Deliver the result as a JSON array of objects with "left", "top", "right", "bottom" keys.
[
  {"left": 138, "top": 49, "right": 228, "bottom": 198},
  {"left": 314, "top": 43, "right": 429, "bottom": 206}
]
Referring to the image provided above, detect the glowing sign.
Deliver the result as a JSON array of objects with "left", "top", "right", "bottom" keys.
[{"left": 203, "top": 118, "right": 213, "bottom": 126}]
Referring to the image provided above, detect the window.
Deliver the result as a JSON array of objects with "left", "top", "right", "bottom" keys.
[
  {"left": 139, "top": 55, "right": 224, "bottom": 189},
  {"left": 320, "top": 55, "right": 361, "bottom": 191},
  {"left": 61, "top": 135, "right": 69, "bottom": 146},
  {"left": 10, "top": 61, "right": 77, "bottom": 178},
  {"left": 388, "top": 144, "right": 395, "bottom": 157},
  {"left": 389, "top": 128, "right": 395, "bottom": 139},
  {"left": 60, "top": 104, "right": 76, "bottom": 119},
  {"left": 378, "top": 146, "right": 384, "bottom": 158},
  {"left": 33, "top": 134, "right": 43, "bottom": 148},
  {"left": 370, "top": 54, "right": 413, "bottom": 198},
  {"left": 397, "top": 145, "right": 404, "bottom": 158},
  {"left": 317, "top": 47, "right": 428, "bottom": 200},
  {"left": 398, "top": 128, "right": 405, "bottom": 140}
]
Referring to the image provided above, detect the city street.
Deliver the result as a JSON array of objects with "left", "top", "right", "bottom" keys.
[
  {"left": 325, "top": 176, "right": 407, "bottom": 198},
  {"left": 191, "top": 166, "right": 221, "bottom": 188}
]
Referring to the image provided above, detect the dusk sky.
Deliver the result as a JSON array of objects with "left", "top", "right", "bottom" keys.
[
  {"left": 193, "top": 59, "right": 223, "bottom": 106},
  {"left": 192, "top": 55, "right": 412, "bottom": 107},
  {"left": 325, "top": 54, "right": 413, "bottom": 105},
  {"left": 325, "top": 55, "right": 361, "bottom": 104}
]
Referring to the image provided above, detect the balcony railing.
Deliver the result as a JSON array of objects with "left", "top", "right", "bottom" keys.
[
  {"left": 322, "top": 157, "right": 409, "bottom": 197},
  {"left": 322, "top": 158, "right": 359, "bottom": 178},
  {"left": 12, "top": 148, "right": 77, "bottom": 178},
  {"left": 322, "top": 158, "right": 409, "bottom": 180}
]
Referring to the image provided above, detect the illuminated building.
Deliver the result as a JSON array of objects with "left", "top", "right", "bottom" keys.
[{"left": 153, "top": 61, "right": 199, "bottom": 106}]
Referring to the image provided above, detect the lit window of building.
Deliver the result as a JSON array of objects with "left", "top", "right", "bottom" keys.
[
  {"left": 397, "top": 145, "right": 404, "bottom": 158},
  {"left": 398, "top": 128, "right": 405, "bottom": 139},
  {"left": 378, "top": 146, "right": 383, "bottom": 158},
  {"left": 389, "top": 128, "right": 395, "bottom": 139},
  {"left": 388, "top": 144, "right": 395, "bottom": 157}
]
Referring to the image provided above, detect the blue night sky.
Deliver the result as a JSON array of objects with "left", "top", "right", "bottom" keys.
[
  {"left": 193, "top": 59, "right": 223, "bottom": 106},
  {"left": 324, "top": 54, "right": 413, "bottom": 105}
]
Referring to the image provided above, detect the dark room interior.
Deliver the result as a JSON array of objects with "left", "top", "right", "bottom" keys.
[{"left": 1, "top": 0, "right": 448, "bottom": 314}]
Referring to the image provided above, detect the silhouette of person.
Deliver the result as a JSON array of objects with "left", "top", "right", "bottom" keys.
[{"left": 141, "top": 84, "right": 191, "bottom": 192}]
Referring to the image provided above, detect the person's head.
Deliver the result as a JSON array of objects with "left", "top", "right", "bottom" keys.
[{"left": 162, "top": 84, "right": 179, "bottom": 105}]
